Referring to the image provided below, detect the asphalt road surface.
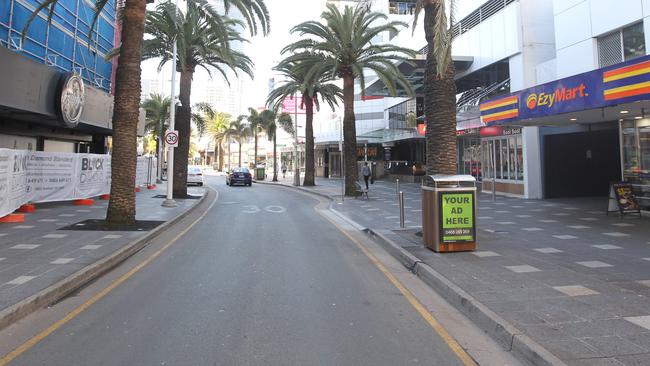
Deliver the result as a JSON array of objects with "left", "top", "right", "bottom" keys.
[{"left": 6, "top": 175, "right": 468, "bottom": 366}]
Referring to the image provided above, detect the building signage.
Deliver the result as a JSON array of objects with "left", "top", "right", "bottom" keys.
[
  {"left": 480, "top": 54, "right": 650, "bottom": 125},
  {"left": 57, "top": 73, "right": 85, "bottom": 128},
  {"left": 438, "top": 191, "right": 476, "bottom": 243},
  {"left": 281, "top": 96, "right": 306, "bottom": 114}
]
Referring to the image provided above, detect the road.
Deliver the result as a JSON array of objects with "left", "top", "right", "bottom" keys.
[{"left": 4, "top": 175, "right": 472, "bottom": 366}]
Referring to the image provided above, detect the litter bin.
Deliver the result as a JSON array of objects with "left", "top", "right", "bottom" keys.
[
  {"left": 421, "top": 175, "right": 477, "bottom": 253},
  {"left": 256, "top": 167, "right": 265, "bottom": 180}
]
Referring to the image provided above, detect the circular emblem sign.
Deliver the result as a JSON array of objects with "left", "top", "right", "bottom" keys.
[
  {"left": 57, "top": 73, "right": 85, "bottom": 128},
  {"left": 526, "top": 93, "right": 537, "bottom": 110}
]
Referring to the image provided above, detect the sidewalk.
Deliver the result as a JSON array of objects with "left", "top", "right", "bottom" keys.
[
  {"left": 0, "top": 185, "right": 204, "bottom": 329},
  {"left": 273, "top": 177, "right": 650, "bottom": 366}
]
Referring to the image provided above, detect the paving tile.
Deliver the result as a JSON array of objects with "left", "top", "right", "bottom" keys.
[
  {"left": 577, "top": 261, "right": 613, "bottom": 268},
  {"left": 495, "top": 210, "right": 511, "bottom": 213},
  {"left": 37, "top": 219, "right": 59, "bottom": 222},
  {"left": 562, "top": 207, "right": 580, "bottom": 210},
  {"left": 553, "top": 235, "right": 578, "bottom": 240},
  {"left": 580, "top": 335, "right": 647, "bottom": 358},
  {"left": 51, "top": 258, "right": 75, "bottom": 264},
  {"left": 10, "top": 244, "right": 40, "bottom": 250},
  {"left": 472, "top": 251, "right": 501, "bottom": 258},
  {"left": 0, "top": 258, "right": 5, "bottom": 262},
  {"left": 611, "top": 223, "right": 635, "bottom": 227},
  {"left": 523, "top": 227, "right": 543, "bottom": 231},
  {"left": 540, "top": 219, "right": 558, "bottom": 223},
  {"left": 553, "top": 213, "right": 571, "bottom": 216},
  {"left": 58, "top": 214, "right": 76, "bottom": 217},
  {"left": 534, "top": 247, "right": 563, "bottom": 254},
  {"left": 6, "top": 275, "right": 38, "bottom": 285},
  {"left": 496, "top": 221, "right": 516, "bottom": 225},
  {"left": 579, "top": 217, "right": 599, "bottom": 221},
  {"left": 80, "top": 245, "right": 102, "bottom": 250},
  {"left": 553, "top": 285, "right": 599, "bottom": 296},
  {"left": 592, "top": 244, "right": 623, "bottom": 250},
  {"left": 505, "top": 265, "right": 541, "bottom": 273},
  {"left": 477, "top": 216, "right": 493, "bottom": 219},
  {"left": 624, "top": 316, "right": 650, "bottom": 331},
  {"left": 516, "top": 214, "right": 533, "bottom": 218},
  {"left": 568, "top": 225, "right": 591, "bottom": 229},
  {"left": 12, "top": 225, "right": 35, "bottom": 229},
  {"left": 42, "top": 234, "right": 68, "bottom": 239},
  {"left": 602, "top": 232, "right": 630, "bottom": 237}
]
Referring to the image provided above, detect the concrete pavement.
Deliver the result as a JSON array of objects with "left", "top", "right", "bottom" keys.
[{"left": 269, "top": 177, "right": 650, "bottom": 366}]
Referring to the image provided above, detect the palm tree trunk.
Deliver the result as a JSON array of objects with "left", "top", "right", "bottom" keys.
[
  {"left": 424, "top": 3, "right": 458, "bottom": 176},
  {"left": 228, "top": 142, "right": 231, "bottom": 170},
  {"left": 303, "top": 95, "right": 315, "bottom": 186},
  {"left": 173, "top": 69, "right": 193, "bottom": 197},
  {"left": 342, "top": 74, "right": 358, "bottom": 196},
  {"left": 218, "top": 142, "right": 224, "bottom": 171},
  {"left": 272, "top": 133, "right": 278, "bottom": 181},
  {"left": 238, "top": 142, "right": 242, "bottom": 168},
  {"left": 106, "top": 0, "right": 146, "bottom": 225}
]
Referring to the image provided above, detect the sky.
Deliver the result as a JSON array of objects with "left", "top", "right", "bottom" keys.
[{"left": 140, "top": 0, "right": 481, "bottom": 114}]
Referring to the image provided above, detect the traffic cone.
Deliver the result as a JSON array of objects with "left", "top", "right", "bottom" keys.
[
  {"left": 0, "top": 213, "right": 25, "bottom": 223},
  {"left": 17, "top": 204, "right": 36, "bottom": 213}
]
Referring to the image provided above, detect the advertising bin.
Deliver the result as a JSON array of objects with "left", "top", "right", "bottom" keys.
[
  {"left": 256, "top": 167, "right": 265, "bottom": 180},
  {"left": 421, "top": 175, "right": 477, "bottom": 253}
]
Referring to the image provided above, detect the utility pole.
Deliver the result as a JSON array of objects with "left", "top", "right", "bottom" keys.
[
  {"left": 162, "top": 0, "right": 180, "bottom": 208},
  {"left": 293, "top": 95, "right": 300, "bottom": 186}
]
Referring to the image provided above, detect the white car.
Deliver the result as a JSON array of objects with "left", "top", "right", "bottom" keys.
[{"left": 187, "top": 166, "right": 204, "bottom": 186}]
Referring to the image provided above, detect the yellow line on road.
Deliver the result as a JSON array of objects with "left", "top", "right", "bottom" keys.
[
  {"left": 0, "top": 191, "right": 218, "bottom": 366},
  {"left": 318, "top": 206, "right": 477, "bottom": 366}
]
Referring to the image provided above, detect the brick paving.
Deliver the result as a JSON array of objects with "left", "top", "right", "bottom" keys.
[
  {"left": 279, "top": 177, "right": 650, "bottom": 366},
  {"left": 0, "top": 186, "right": 203, "bottom": 313}
]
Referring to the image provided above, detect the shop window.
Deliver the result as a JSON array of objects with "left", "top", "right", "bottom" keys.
[
  {"left": 516, "top": 136, "right": 524, "bottom": 180},
  {"left": 480, "top": 136, "right": 524, "bottom": 182},
  {"left": 598, "top": 22, "right": 646, "bottom": 68}
]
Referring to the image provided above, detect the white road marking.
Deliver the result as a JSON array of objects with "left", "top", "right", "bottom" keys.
[
  {"left": 553, "top": 285, "right": 599, "bottom": 296},
  {"left": 592, "top": 244, "right": 622, "bottom": 250},
  {"left": 522, "top": 228, "right": 543, "bottom": 231},
  {"left": 534, "top": 247, "right": 563, "bottom": 254},
  {"left": 602, "top": 232, "right": 630, "bottom": 237},
  {"left": 472, "top": 251, "right": 501, "bottom": 257},
  {"left": 576, "top": 261, "right": 612, "bottom": 268},
  {"left": 505, "top": 265, "right": 541, "bottom": 273},
  {"left": 11, "top": 244, "right": 40, "bottom": 249},
  {"left": 80, "top": 245, "right": 102, "bottom": 250},
  {"left": 553, "top": 235, "right": 578, "bottom": 240}
]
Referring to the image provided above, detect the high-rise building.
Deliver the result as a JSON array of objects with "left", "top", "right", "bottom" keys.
[{"left": 0, "top": 0, "right": 142, "bottom": 153}]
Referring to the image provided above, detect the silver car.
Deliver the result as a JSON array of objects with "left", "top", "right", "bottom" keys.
[{"left": 187, "top": 166, "right": 204, "bottom": 186}]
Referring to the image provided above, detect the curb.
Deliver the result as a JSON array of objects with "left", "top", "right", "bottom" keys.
[
  {"left": 366, "top": 228, "right": 566, "bottom": 366},
  {"left": 257, "top": 182, "right": 565, "bottom": 365},
  {"left": 0, "top": 189, "right": 213, "bottom": 332}
]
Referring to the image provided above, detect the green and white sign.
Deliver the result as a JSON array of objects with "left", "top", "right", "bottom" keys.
[{"left": 439, "top": 192, "right": 475, "bottom": 243}]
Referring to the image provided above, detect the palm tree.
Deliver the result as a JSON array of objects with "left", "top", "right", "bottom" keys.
[
  {"left": 284, "top": 4, "right": 416, "bottom": 195},
  {"left": 142, "top": 93, "right": 170, "bottom": 181},
  {"left": 143, "top": 0, "right": 269, "bottom": 197},
  {"left": 267, "top": 57, "right": 342, "bottom": 186},
  {"left": 245, "top": 108, "right": 264, "bottom": 168},
  {"left": 260, "top": 110, "right": 294, "bottom": 181},
  {"left": 24, "top": 0, "right": 268, "bottom": 223},
  {"left": 227, "top": 117, "right": 251, "bottom": 168},
  {"left": 206, "top": 112, "right": 232, "bottom": 171},
  {"left": 413, "top": 0, "right": 458, "bottom": 175}
]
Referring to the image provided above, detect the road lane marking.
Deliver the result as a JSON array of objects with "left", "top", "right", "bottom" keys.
[
  {"left": 0, "top": 189, "right": 218, "bottom": 366},
  {"left": 317, "top": 206, "right": 477, "bottom": 366}
]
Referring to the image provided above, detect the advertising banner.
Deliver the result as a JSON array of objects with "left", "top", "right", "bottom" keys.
[
  {"left": 281, "top": 96, "right": 306, "bottom": 114},
  {"left": 75, "top": 154, "right": 111, "bottom": 199},
  {"left": 28, "top": 152, "right": 76, "bottom": 203},
  {"left": 0, "top": 150, "right": 13, "bottom": 218},
  {"left": 438, "top": 191, "right": 476, "bottom": 243},
  {"left": 480, "top": 54, "right": 650, "bottom": 125}
]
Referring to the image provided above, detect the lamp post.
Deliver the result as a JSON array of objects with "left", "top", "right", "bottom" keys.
[{"left": 162, "top": 0, "right": 180, "bottom": 208}]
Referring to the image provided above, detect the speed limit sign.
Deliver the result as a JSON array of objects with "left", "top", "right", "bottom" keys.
[{"left": 165, "top": 130, "right": 179, "bottom": 147}]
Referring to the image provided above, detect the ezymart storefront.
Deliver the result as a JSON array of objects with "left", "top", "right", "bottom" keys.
[{"left": 479, "top": 55, "right": 650, "bottom": 207}]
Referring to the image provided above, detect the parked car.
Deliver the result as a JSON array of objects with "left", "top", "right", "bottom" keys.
[
  {"left": 226, "top": 167, "right": 252, "bottom": 186},
  {"left": 187, "top": 166, "right": 204, "bottom": 186}
]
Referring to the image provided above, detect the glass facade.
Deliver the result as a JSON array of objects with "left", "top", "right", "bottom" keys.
[
  {"left": 457, "top": 135, "right": 481, "bottom": 180},
  {"left": 622, "top": 119, "right": 650, "bottom": 185},
  {"left": 480, "top": 135, "right": 524, "bottom": 182},
  {"left": 388, "top": 1, "right": 417, "bottom": 15}
]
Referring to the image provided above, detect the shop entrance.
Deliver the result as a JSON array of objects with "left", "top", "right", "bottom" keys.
[{"left": 544, "top": 129, "right": 620, "bottom": 198}]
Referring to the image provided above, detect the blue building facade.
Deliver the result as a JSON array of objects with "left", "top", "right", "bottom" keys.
[{"left": 0, "top": 0, "right": 116, "bottom": 92}]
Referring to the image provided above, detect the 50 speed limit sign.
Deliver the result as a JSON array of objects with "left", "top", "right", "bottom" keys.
[{"left": 165, "top": 130, "right": 179, "bottom": 147}]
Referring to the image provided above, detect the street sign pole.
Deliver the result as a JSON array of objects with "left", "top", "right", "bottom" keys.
[{"left": 163, "top": 11, "right": 179, "bottom": 208}]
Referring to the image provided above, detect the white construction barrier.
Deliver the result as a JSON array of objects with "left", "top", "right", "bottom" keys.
[{"left": 0, "top": 149, "right": 156, "bottom": 217}]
